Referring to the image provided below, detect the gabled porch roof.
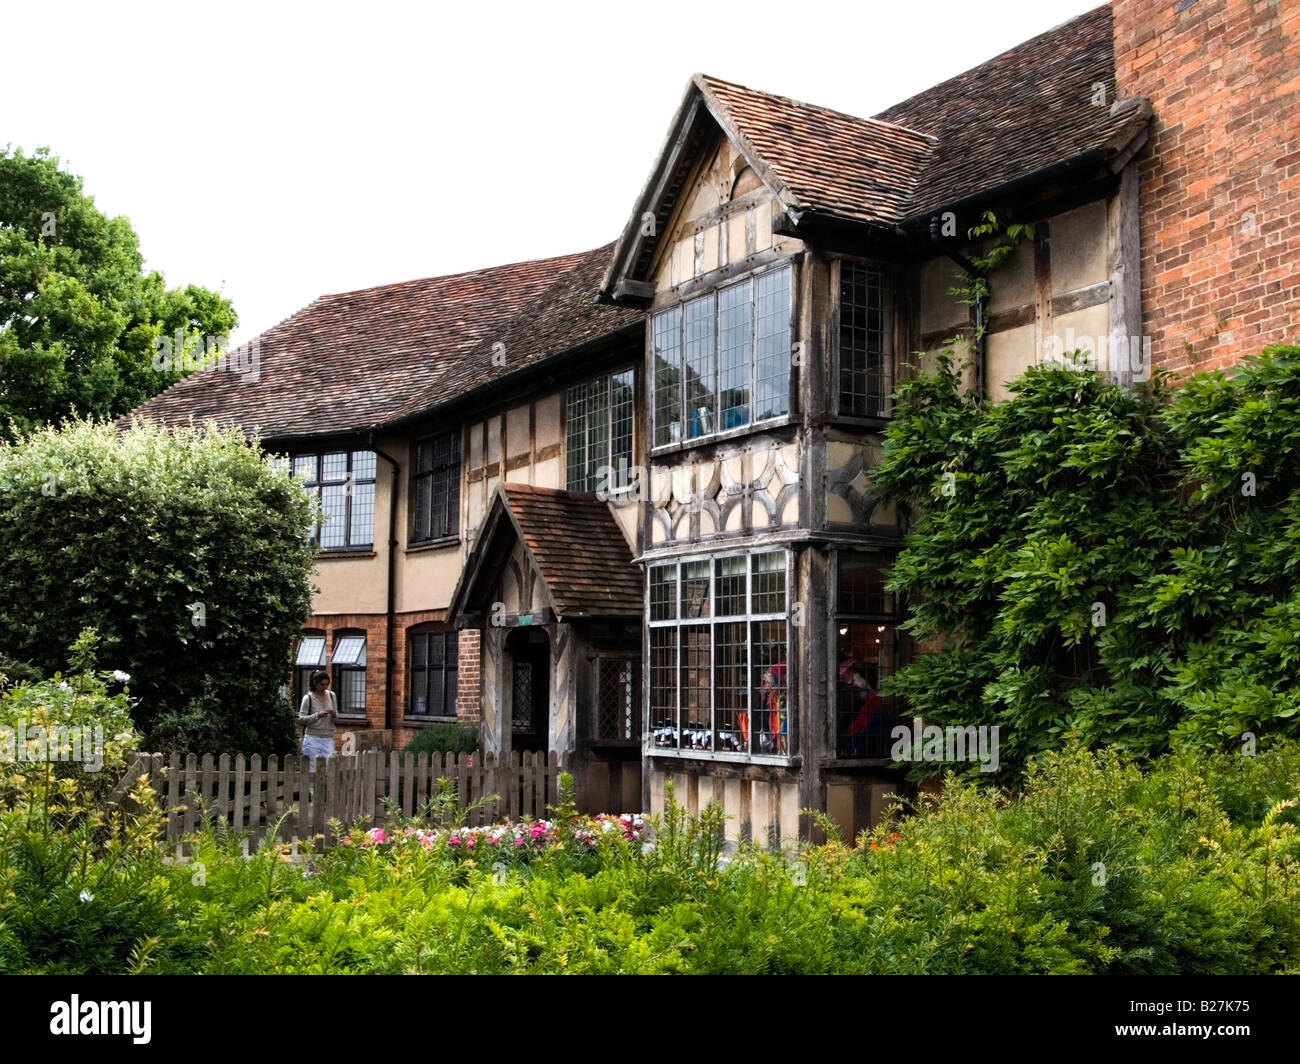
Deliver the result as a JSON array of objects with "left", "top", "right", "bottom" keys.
[{"left": 449, "top": 483, "right": 643, "bottom": 623}]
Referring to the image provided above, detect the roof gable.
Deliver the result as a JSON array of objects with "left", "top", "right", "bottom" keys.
[
  {"left": 450, "top": 484, "right": 642, "bottom": 622},
  {"left": 601, "top": 5, "right": 1150, "bottom": 301}
]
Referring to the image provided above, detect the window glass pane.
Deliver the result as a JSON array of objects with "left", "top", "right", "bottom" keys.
[
  {"left": 714, "top": 621, "right": 747, "bottom": 751},
  {"left": 338, "top": 669, "right": 366, "bottom": 714},
  {"left": 681, "top": 626, "right": 711, "bottom": 749},
  {"left": 319, "top": 484, "right": 347, "bottom": 548},
  {"left": 611, "top": 370, "right": 634, "bottom": 478},
  {"left": 331, "top": 634, "right": 366, "bottom": 666},
  {"left": 350, "top": 481, "right": 374, "bottom": 546},
  {"left": 839, "top": 263, "right": 890, "bottom": 418},
  {"left": 752, "top": 552, "right": 786, "bottom": 614},
  {"left": 753, "top": 621, "right": 788, "bottom": 754},
  {"left": 754, "top": 267, "right": 791, "bottom": 420},
  {"left": 321, "top": 452, "right": 348, "bottom": 483},
  {"left": 411, "top": 633, "right": 428, "bottom": 670},
  {"left": 652, "top": 307, "right": 682, "bottom": 447},
  {"left": 836, "top": 622, "right": 899, "bottom": 758},
  {"left": 650, "top": 564, "right": 677, "bottom": 621},
  {"left": 682, "top": 560, "right": 710, "bottom": 619},
  {"left": 414, "top": 472, "right": 431, "bottom": 541},
  {"left": 293, "top": 455, "right": 316, "bottom": 483},
  {"left": 650, "top": 627, "right": 678, "bottom": 747},
  {"left": 351, "top": 451, "right": 376, "bottom": 482},
  {"left": 296, "top": 635, "right": 325, "bottom": 666},
  {"left": 718, "top": 280, "right": 752, "bottom": 431},
  {"left": 838, "top": 552, "right": 894, "bottom": 614},
  {"left": 714, "top": 556, "right": 746, "bottom": 616},
  {"left": 683, "top": 295, "right": 716, "bottom": 439}
]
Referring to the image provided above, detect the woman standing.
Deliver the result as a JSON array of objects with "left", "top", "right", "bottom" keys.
[{"left": 298, "top": 670, "right": 338, "bottom": 769}]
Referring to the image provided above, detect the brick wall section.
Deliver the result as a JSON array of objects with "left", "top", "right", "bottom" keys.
[
  {"left": 1113, "top": 0, "right": 1300, "bottom": 375},
  {"left": 302, "top": 609, "right": 453, "bottom": 749},
  {"left": 457, "top": 628, "right": 482, "bottom": 724}
]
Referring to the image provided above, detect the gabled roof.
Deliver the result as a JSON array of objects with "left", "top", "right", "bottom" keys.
[
  {"left": 128, "top": 245, "right": 641, "bottom": 443},
  {"left": 449, "top": 483, "right": 642, "bottom": 622},
  {"left": 601, "top": 4, "right": 1151, "bottom": 300}
]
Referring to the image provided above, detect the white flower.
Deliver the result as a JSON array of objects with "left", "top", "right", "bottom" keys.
[
  {"left": 57, "top": 681, "right": 71, "bottom": 691},
  {"left": 111, "top": 670, "right": 131, "bottom": 682},
  {"left": 78, "top": 889, "right": 93, "bottom": 903}
]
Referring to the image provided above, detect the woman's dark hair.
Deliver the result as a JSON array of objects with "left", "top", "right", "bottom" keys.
[{"left": 309, "top": 670, "right": 330, "bottom": 692}]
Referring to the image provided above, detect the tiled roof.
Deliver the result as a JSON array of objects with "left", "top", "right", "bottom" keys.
[
  {"left": 128, "top": 245, "right": 640, "bottom": 442},
  {"left": 696, "top": 74, "right": 935, "bottom": 226},
  {"left": 875, "top": 4, "right": 1147, "bottom": 219},
  {"left": 605, "top": 6, "right": 1150, "bottom": 296},
  {"left": 695, "top": 6, "right": 1146, "bottom": 228},
  {"left": 499, "top": 484, "right": 642, "bottom": 619}
]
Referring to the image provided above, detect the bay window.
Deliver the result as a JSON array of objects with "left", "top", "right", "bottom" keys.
[
  {"left": 649, "top": 550, "right": 790, "bottom": 757},
  {"left": 834, "top": 551, "right": 901, "bottom": 758},
  {"left": 652, "top": 262, "right": 792, "bottom": 447}
]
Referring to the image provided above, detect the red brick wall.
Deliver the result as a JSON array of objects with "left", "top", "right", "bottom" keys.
[
  {"left": 458, "top": 628, "right": 482, "bottom": 723},
  {"left": 302, "top": 610, "right": 459, "bottom": 749},
  {"left": 1114, "top": 0, "right": 1300, "bottom": 375}
]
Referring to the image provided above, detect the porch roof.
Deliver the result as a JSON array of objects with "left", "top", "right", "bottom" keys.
[{"left": 450, "top": 483, "right": 643, "bottom": 623}]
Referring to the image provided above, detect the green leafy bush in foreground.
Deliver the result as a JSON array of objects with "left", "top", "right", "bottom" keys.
[
  {"left": 874, "top": 346, "right": 1300, "bottom": 780},
  {"left": 2, "top": 738, "right": 1296, "bottom": 974}
]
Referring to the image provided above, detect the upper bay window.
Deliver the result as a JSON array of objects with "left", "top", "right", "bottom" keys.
[
  {"left": 652, "top": 262, "right": 792, "bottom": 448},
  {"left": 565, "top": 369, "right": 634, "bottom": 494},
  {"left": 293, "top": 451, "right": 376, "bottom": 550},
  {"left": 837, "top": 261, "right": 893, "bottom": 419}
]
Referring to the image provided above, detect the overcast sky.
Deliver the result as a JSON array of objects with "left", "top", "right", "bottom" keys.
[{"left": 3, "top": 0, "right": 1100, "bottom": 342}]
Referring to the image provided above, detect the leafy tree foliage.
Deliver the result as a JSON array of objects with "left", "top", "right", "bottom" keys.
[
  {"left": 874, "top": 344, "right": 1300, "bottom": 779},
  {"left": 0, "top": 147, "right": 236, "bottom": 437},
  {"left": 0, "top": 420, "right": 317, "bottom": 754}
]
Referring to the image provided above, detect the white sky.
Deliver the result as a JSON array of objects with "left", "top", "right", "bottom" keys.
[{"left": 2, "top": 0, "right": 1100, "bottom": 342}]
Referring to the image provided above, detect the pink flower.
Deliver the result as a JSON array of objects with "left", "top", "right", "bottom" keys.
[
  {"left": 449, "top": 836, "right": 461, "bottom": 847},
  {"left": 467, "top": 755, "right": 474, "bottom": 767},
  {"left": 514, "top": 837, "right": 524, "bottom": 847}
]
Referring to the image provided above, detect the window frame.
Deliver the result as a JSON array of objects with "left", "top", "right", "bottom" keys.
[
  {"left": 411, "top": 430, "right": 462, "bottom": 546},
  {"left": 292, "top": 629, "right": 327, "bottom": 710},
  {"left": 831, "top": 549, "right": 902, "bottom": 760},
  {"left": 330, "top": 629, "right": 369, "bottom": 718},
  {"left": 650, "top": 259, "right": 795, "bottom": 453},
  {"left": 407, "top": 627, "right": 460, "bottom": 722},
  {"left": 293, "top": 450, "right": 377, "bottom": 552},
  {"left": 564, "top": 368, "right": 636, "bottom": 496},
  {"left": 647, "top": 547, "right": 793, "bottom": 763},
  {"left": 833, "top": 257, "right": 896, "bottom": 422}
]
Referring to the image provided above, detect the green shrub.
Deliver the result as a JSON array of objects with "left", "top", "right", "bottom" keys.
[
  {"left": 0, "top": 418, "right": 316, "bottom": 755},
  {"left": 875, "top": 345, "right": 1300, "bottom": 780},
  {"left": 402, "top": 722, "right": 479, "bottom": 756}
]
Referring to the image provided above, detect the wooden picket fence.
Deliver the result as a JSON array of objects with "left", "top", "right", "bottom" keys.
[{"left": 107, "top": 750, "right": 560, "bottom": 849}]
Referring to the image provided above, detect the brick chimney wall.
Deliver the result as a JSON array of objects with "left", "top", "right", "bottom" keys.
[{"left": 1113, "top": 0, "right": 1300, "bottom": 374}]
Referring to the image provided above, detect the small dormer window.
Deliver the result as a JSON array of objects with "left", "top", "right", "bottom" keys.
[{"left": 652, "top": 262, "right": 792, "bottom": 448}]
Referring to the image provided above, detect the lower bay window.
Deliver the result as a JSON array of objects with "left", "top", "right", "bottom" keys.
[
  {"left": 409, "top": 629, "right": 459, "bottom": 719},
  {"left": 649, "top": 550, "right": 790, "bottom": 757},
  {"left": 834, "top": 551, "right": 901, "bottom": 758}
]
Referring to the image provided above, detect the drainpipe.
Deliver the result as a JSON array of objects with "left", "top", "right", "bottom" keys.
[
  {"left": 369, "top": 433, "right": 400, "bottom": 731},
  {"left": 930, "top": 215, "right": 988, "bottom": 401}
]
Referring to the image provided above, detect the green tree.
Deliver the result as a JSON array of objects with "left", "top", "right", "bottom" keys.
[
  {"left": 0, "top": 146, "right": 236, "bottom": 437},
  {"left": 874, "top": 344, "right": 1300, "bottom": 780},
  {"left": 0, "top": 419, "right": 317, "bottom": 754}
]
